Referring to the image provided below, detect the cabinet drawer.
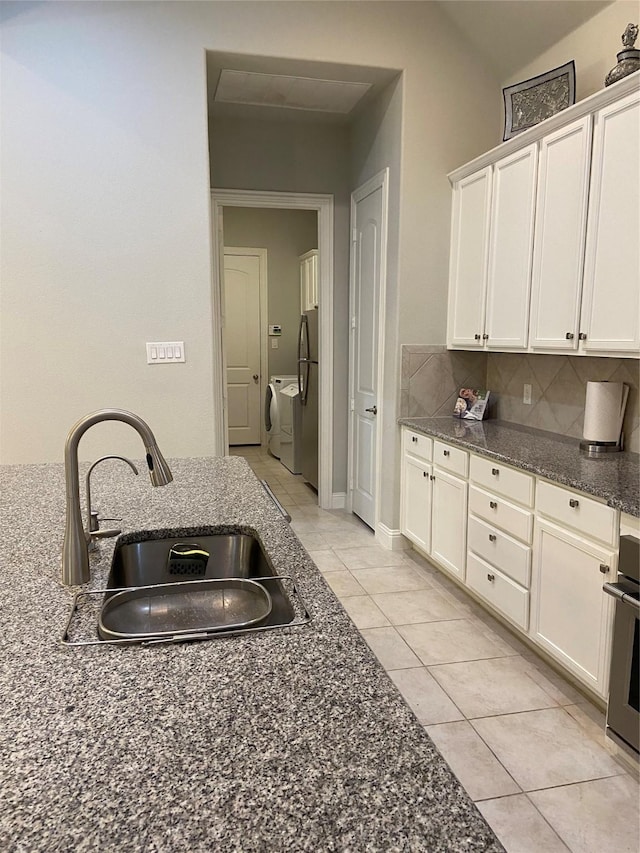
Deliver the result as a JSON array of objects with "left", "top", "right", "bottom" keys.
[
  {"left": 468, "top": 485, "right": 533, "bottom": 543},
  {"left": 403, "top": 429, "right": 433, "bottom": 462},
  {"left": 470, "top": 455, "right": 534, "bottom": 507},
  {"left": 536, "top": 480, "right": 617, "bottom": 546},
  {"left": 434, "top": 440, "right": 468, "bottom": 477},
  {"left": 468, "top": 515, "right": 531, "bottom": 587},
  {"left": 467, "top": 552, "right": 529, "bottom": 631}
]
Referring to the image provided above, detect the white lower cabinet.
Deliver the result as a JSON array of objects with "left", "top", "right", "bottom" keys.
[
  {"left": 530, "top": 518, "right": 616, "bottom": 697},
  {"left": 401, "top": 454, "right": 432, "bottom": 553},
  {"left": 431, "top": 468, "right": 468, "bottom": 580},
  {"left": 400, "top": 430, "right": 467, "bottom": 580},
  {"left": 400, "top": 427, "right": 622, "bottom": 700}
]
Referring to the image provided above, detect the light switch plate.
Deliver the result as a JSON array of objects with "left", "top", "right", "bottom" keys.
[{"left": 146, "top": 341, "right": 185, "bottom": 364}]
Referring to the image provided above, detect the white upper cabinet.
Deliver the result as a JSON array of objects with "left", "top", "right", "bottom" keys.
[
  {"left": 485, "top": 144, "right": 537, "bottom": 349},
  {"left": 581, "top": 89, "right": 640, "bottom": 353},
  {"left": 447, "top": 74, "right": 640, "bottom": 358},
  {"left": 447, "top": 167, "right": 492, "bottom": 347},
  {"left": 529, "top": 117, "right": 592, "bottom": 350},
  {"left": 299, "top": 249, "right": 318, "bottom": 312}
]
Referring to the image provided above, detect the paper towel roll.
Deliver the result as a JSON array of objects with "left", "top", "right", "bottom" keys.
[{"left": 583, "top": 381, "right": 629, "bottom": 443}]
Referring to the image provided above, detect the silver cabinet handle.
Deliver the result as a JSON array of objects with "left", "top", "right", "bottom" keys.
[
  {"left": 412, "top": 435, "right": 418, "bottom": 443},
  {"left": 365, "top": 405, "right": 378, "bottom": 415},
  {"left": 489, "top": 534, "right": 497, "bottom": 542},
  {"left": 253, "top": 374, "right": 259, "bottom": 382},
  {"left": 482, "top": 333, "right": 489, "bottom": 340},
  {"left": 599, "top": 564, "right": 610, "bottom": 574},
  {"left": 565, "top": 332, "right": 574, "bottom": 340},
  {"left": 487, "top": 573, "right": 495, "bottom": 582},
  {"left": 491, "top": 468, "right": 499, "bottom": 476},
  {"left": 443, "top": 450, "right": 450, "bottom": 457},
  {"left": 489, "top": 501, "right": 498, "bottom": 509},
  {"left": 474, "top": 333, "right": 481, "bottom": 340},
  {"left": 569, "top": 499, "right": 579, "bottom": 508},
  {"left": 578, "top": 332, "right": 587, "bottom": 340},
  {"left": 423, "top": 471, "right": 428, "bottom": 478},
  {"left": 430, "top": 474, "right": 435, "bottom": 481}
]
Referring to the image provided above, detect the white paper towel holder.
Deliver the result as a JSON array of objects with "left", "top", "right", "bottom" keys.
[{"left": 579, "top": 382, "right": 629, "bottom": 456}]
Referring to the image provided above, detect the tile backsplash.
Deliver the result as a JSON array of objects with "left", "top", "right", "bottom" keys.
[{"left": 401, "top": 347, "right": 640, "bottom": 454}]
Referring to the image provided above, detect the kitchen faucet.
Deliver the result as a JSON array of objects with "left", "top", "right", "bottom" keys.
[{"left": 62, "top": 409, "right": 173, "bottom": 586}]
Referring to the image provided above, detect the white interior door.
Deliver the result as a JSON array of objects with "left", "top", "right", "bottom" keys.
[
  {"left": 349, "top": 171, "right": 388, "bottom": 529},
  {"left": 224, "top": 248, "right": 265, "bottom": 445}
]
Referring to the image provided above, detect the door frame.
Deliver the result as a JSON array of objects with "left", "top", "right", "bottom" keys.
[
  {"left": 224, "top": 246, "right": 268, "bottom": 447},
  {"left": 347, "top": 168, "right": 389, "bottom": 534},
  {"left": 210, "top": 189, "right": 334, "bottom": 509}
]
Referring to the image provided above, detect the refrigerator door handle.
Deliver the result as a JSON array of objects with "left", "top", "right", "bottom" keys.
[{"left": 297, "top": 315, "right": 309, "bottom": 402}]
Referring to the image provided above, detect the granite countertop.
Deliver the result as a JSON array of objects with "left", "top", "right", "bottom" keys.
[
  {"left": 398, "top": 417, "right": 639, "bottom": 517},
  {"left": 0, "top": 456, "right": 502, "bottom": 852}
]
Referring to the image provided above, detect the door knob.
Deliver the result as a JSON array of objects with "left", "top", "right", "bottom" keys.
[
  {"left": 253, "top": 374, "right": 259, "bottom": 382},
  {"left": 365, "top": 405, "right": 378, "bottom": 415}
]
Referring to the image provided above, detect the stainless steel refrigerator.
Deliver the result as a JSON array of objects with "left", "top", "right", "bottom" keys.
[{"left": 297, "top": 308, "right": 319, "bottom": 490}]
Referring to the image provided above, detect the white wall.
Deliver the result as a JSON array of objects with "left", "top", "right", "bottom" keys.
[
  {"left": 222, "top": 207, "right": 317, "bottom": 378},
  {"left": 505, "top": 1, "right": 639, "bottom": 100},
  {"left": 0, "top": 1, "right": 502, "bottom": 532}
]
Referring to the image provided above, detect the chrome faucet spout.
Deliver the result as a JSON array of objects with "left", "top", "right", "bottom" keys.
[{"left": 62, "top": 409, "right": 173, "bottom": 586}]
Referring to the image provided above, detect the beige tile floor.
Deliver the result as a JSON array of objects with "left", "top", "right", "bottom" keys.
[{"left": 232, "top": 445, "right": 640, "bottom": 853}]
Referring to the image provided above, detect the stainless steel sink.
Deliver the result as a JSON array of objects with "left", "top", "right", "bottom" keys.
[{"left": 99, "top": 531, "right": 297, "bottom": 641}]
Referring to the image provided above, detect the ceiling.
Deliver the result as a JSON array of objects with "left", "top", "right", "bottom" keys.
[
  {"left": 435, "top": 0, "right": 613, "bottom": 81},
  {"left": 207, "top": 1, "right": 612, "bottom": 122}
]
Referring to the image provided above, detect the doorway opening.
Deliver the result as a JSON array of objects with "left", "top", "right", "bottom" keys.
[{"left": 210, "top": 190, "right": 334, "bottom": 509}]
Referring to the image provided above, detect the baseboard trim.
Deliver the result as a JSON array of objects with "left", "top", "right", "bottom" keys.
[
  {"left": 331, "top": 492, "right": 347, "bottom": 510},
  {"left": 376, "top": 524, "right": 410, "bottom": 551}
]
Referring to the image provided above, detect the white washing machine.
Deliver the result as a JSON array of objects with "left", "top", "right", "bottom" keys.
[{"left": 265, "top": 374, "right": 298, "bottom": 459}]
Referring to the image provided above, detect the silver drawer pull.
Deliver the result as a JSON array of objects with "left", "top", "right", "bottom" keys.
[
  {"left": 412, "top": 436, "right": 418, "bottom": 443},
  {"left": 487, "top": 573, "right": 495, "bottom": 582},
  {"left": 489, "top": 534, "right": 497, "bottom": 542},
  {"left": 443, "top": 450, "right": 450, "bottom": 457},
  {"left": 565, "top": 332, "right": 574, "bottom": 340},
  {"left": 423, "top": 471, "right": 428, "bottom": 478},
  {"left": 491, "top": 468, "right": 499, "bottom": 476},
  {"left": 569, "top": 499, "right": 579, "bottom": 508},
  {"left": 430, "top": 474, "right": 435, "bottom": 481},
  {"left": 599, "top": 564, "right": 610, "bottom": 574},
  {"left": 489, "top": 500, "right": 497, "bottom": 509}
]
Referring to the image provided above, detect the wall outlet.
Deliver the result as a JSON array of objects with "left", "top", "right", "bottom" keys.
[{"left": 523, "top": 383, "right": 532, "bottom": 405}]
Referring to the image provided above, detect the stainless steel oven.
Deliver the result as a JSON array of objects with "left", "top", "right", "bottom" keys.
[{"left": 604, "top": 535, "right": 639, "bottom": 759}]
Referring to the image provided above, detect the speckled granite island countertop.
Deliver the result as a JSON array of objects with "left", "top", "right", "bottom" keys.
[
  {"left": 398, "top": 418, "right": 639, "bottom": 517},
  {"left": 0, "top": 457, "right": 503, "bottom": 853}
]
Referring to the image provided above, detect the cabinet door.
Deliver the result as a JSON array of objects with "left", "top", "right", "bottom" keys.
[
  {"left": 401, "top": 455, "right": 432, "bottom": 553},
  {"left": 531, "top": 519, "right": 616, "bottom": 697},
  {"left": 581, "top": 90, "right": 640, "bottom": 353},
  {"left": 447, "top": 167, "right": 492, "bottom": 348},
  {"left": 431, "top": 467, "right": 467, "bottom": 580},
  {"left": 485, "top": 144, "right": 537, "bottom": 349},
  {"left": 529, "top": 117, "right": 592, "bottom": 350}
]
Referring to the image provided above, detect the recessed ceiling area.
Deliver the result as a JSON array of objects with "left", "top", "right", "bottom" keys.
[
  {"left": 214, "top": 70, "right": 372, "bottom": 114},
  {"left": 207, "top": 52, "right": 400, "bottom": 124}
]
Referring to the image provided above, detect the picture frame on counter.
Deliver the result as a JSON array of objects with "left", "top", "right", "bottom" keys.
[{"left": 502, "top": 60, "right": 576, "bottom": 140}]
